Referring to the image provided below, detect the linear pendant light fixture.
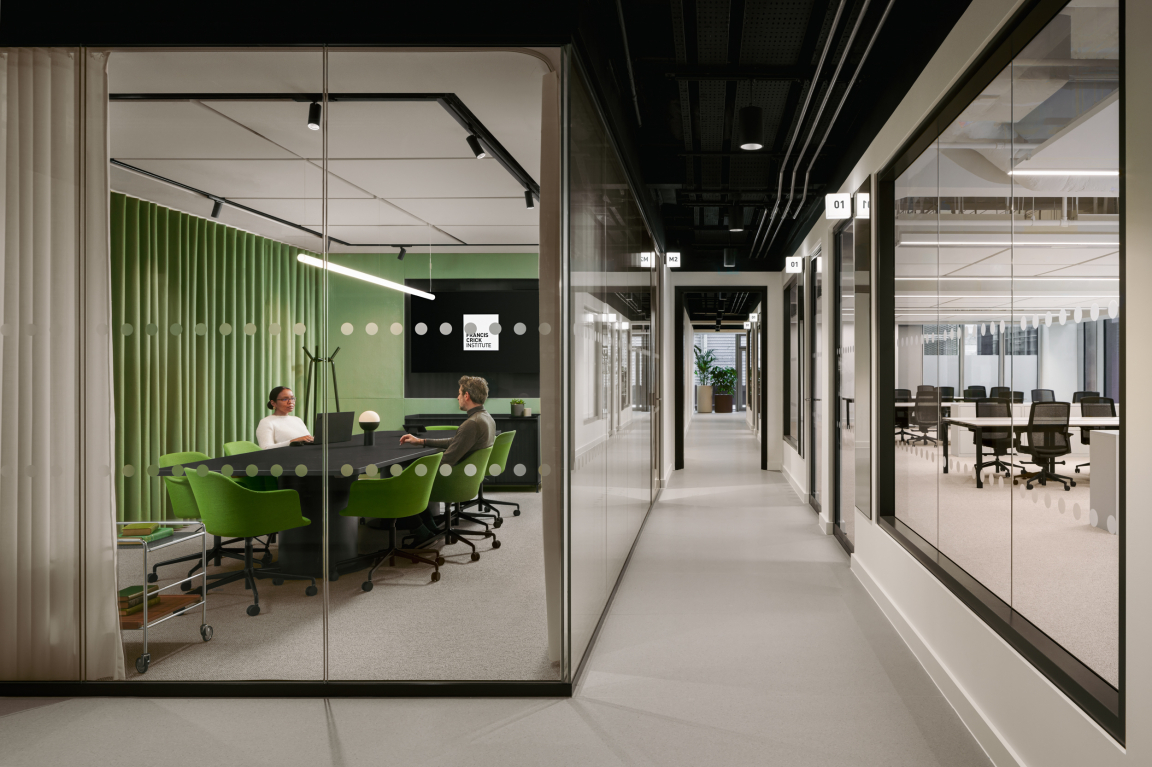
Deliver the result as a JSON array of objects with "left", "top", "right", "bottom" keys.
[
  {"left": 297, "top": 254, "right": 434, "bottom": 300},
  {"left": 738, "top": 106, "right": 763, "bottom": 150}
]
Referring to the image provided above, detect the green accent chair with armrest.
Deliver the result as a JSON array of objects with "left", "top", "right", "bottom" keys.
[
  {"left": 186, "top": 471, "right": 317, "bottom": 616},
  {"left": 461, "top": 431, "right": 520, "bottom": 527},
  {"left": 424, "top": 425, "right": 458, "bottom": 431},
  {"left": 426, "top": 446, "right": 497, "bottom": 562},
  {"left": 223, "top": 439, "right": 279, "bottom": 548},
  {"left": 339, "top": 453, "right": 444, "bottom": 589},
  {"left": 148, "top": 451, "right": 269, "bottom": 587}
]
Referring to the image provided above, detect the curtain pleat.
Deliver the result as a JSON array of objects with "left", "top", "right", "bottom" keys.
[
  {"left": 110, "top": 193, "right": 321, "bottom": 521},
  {"left": 0, "top": 48, "right": 81, "bottom": 680}
]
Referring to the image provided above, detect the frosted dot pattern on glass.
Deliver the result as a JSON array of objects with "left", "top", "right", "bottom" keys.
[
  {"left": 295, "top": 464, "right": 308, "bottom": 477},
  {"left": 440, "top": 464, "right": 452, "bottom": 476},
  {"left": 489, "top": 464, "right": 502, "bottom": 476},
  {"left": 540, "top": 464, "right": 552, "bottom": 477},
  {"left": 341, "top": 323, "right": 354, "bottom": 335},
  {"left": 366, "top": 464, "right": 379, "bottom": 478},
  {"left": 415, "top": 464, "right": 427, "bottom": 477},
  {"left": 390, "top": 322, "right": 403, "bottom": 336},
  {"left": 196, "top": 465, "right": 209, "bottom": 477},
  {"left": 246, "top": 465, "right": 258, "bottom": 477},
  {"left": 271, "top": 464, "right": 283, "bottom": 477},
  {"left": 489, "top": 323, "right": 502, "bottom": 336},
  {"left": 172, "top": 465, "right": 184, "bottom": 476},
  {"left": 366, "top": 322, "right": 379, "bottom": 336},
  {"left": 122, "top": 465, "right": 135, "bottom": 477},
  {"left": 415, "top": 323, "right": 428, "bottom": 335},
  {"left": 244, "top": 323, "right": 257, "bottom": 335},
  {"left": 269, "top": 323, "right": 281, "bottom": 336},
  {"left": 514, "top": 464, "right": 526, "bottom": 476},
  {"left": 146, "top": 323, "right": 158, "bottom": 336},
  {"left": 221, "top": 465, "right": 234, "bottom": 478},
  {"left": 147, "top": 464, "right": 160, "bottom": 477},
  {"left": 294, "top": 322, "right": 307, "bottom": 335},
  {"left": 170, "top": 323, "right": 182, "bottom": 336},
  {"left": 440, "top": 323, "right": 452, "bottom": 335},
  {"left": 514, "top": 322, "right": 526, "bottom": 335},
  {"left": 464, "top": 464, "right": 477, "bottom": 476},
  {"left": 390, "top": 464, "right": 402, "bottom": 477},
  {"left": 464, "top": 322, "right": 477, "bottom": 334},
  {"left": 341, "top": 464, "right": 353, "bottom": 477},
  {"left": 539, "top": 323, "right": 551, "bottom": 335},
  {"left": 220, "top": 323, "right": 233, "bottom": 335},
  {"left": 1107, "top": 515, "right": 1117, "bottom": 535},
  {"left": 195, "top": 323, "right": 207, "bottom": 336}
]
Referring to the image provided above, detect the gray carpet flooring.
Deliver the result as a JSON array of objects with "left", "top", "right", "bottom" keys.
[
  {"left": 118, "top": 490, "right": 558, "bottom": 681},
  {"left": 893, "top": 438, "right": 1118, "bottom": 686}
]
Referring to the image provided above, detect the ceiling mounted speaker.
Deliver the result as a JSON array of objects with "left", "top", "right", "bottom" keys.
[{"left": 738, "top": 106, "right": 763, "bottom": 150}]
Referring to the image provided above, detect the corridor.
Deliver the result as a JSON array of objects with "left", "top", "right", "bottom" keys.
[{"left": 0, "top": 413, "right": 989, "bottom": 766}]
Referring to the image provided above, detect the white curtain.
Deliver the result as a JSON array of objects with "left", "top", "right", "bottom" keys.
[{"left": 0, "top": 47, "right": 123, "bottom": 681}]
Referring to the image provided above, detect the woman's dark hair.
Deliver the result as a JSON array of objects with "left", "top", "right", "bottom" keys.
[{"left": 267, "top": 386, "right": 291, "bottom": 411}]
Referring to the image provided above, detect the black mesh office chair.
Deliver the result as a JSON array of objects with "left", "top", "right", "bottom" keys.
[
  {"left": 990, "top": 386, "right": 1010, "bottom": 401},
  {"left": 1031, "top": 389, "right": 1055, "bottom": 402},
  {"left": 939, "top": 386, "right": 955, "bottom": 402},
  {"left": 895, "top": 389, "right": 914, "bottom": 442},
  {"left": 909, "top": 389, "right": 938, "bottom": 446},
  {"left": 1015, "top": 402, "right": 1076, "bottom": 491},
  {"left": 974, "top": 399, "right": 1017, "bottom": 476},
  {"left": 963, "top": 386, "right": 987, "bottom": 402},
  {"left": 1073, "top": 391, "right": 1099, "bottom": 403},
  {"left": 1075, "top": 397, "right": 1116, "bottom": 473}
]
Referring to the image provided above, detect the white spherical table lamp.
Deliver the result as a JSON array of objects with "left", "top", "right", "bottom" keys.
[{"left": 359, "top": 410, "right": 381, "bottom": 446}]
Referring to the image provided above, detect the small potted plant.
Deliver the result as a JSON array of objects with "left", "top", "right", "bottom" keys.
[
  {"left": 712, "top": 367, "right": 737, "bottom": 413},
  {"left": 511, "top": 398, "right": 525, "bottom": 417}
]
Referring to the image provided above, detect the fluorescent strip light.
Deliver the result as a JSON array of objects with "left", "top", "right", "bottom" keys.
[
  {"left": 1008, "top": 170, "right": 1118, "bottom": 176},
  {"left": 296, "top": 254, "right": 435, "bottom": 300},
  {"left": 899, "top": 240, "right": 1119, "bottom": 247}
]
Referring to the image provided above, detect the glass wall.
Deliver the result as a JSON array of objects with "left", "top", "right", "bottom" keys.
[
  {"left": 785, "top": 278, "right": 803, "bottom": 451},
  {"left": 567, "top": 63, "right": 656, "bottom": 665},
  {"left": 890, "top": 0, "right": 1120, "bottom": 701}
]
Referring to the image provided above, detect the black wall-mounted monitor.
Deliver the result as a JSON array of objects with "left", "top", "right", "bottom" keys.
[{"left": 409, "top": 289, "right": 539, "bottom": 374}]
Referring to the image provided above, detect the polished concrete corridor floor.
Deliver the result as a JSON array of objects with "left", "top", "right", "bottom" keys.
[{"left": 0, "top": 413, "right": 990, "bottom": 766}]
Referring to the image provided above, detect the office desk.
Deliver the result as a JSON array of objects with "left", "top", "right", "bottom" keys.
[
  {"left": 161, "top": 432, "right": 440, "bottom": 577},
  {"left": 941, "top": 417, "right": 1119, "bottom": 488}
]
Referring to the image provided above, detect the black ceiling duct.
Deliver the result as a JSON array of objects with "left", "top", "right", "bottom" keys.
[{"left": 738, "top": 106, "right": 763, "bottom": 151}]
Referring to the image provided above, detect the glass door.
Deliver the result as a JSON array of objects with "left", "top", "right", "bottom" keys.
[
  {"left": 808, "top": 253, "right": 823, "bottom": 512},
  {"left": 835, "top": 221, "right": 855, "bottom": 551}
]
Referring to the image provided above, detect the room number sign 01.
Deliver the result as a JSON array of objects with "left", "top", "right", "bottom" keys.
[
  {"left": 785, "top": 256, "right": 803, "bottom": 273},
  {"left": 825, "top": 193, "right": 851, "bottom": 219}
]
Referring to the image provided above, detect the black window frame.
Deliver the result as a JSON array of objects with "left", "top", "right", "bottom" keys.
[
  {"left": 783, "top": 277, "right": 803, "bottom": 455},
  {"left": 875, "top": 0, "right": 1125, "bottom": 743}
]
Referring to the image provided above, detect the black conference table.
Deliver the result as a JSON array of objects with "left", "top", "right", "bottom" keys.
[{"left": 163, "top": 431, "right": 440, "bottom": 578}]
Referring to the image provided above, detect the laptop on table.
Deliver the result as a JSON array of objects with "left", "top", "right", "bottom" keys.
[{"left": 292, "top": 411, "right": 355, "bottom": 446}]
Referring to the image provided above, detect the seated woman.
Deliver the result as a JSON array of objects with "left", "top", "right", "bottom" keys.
[{"left": 256, "top": 386, "right": 314, "bottom": 448}]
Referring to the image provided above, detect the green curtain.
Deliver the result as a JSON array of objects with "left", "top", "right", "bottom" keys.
[{"left": 111, "top": 193, "right": 323, "bottom": 521}]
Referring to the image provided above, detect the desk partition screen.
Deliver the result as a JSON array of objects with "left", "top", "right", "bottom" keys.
[{"left": 883, "top": 0, "right": 1121, "bottom": 740}]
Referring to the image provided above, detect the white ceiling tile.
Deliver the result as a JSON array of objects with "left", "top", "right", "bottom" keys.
[
  {"left": 127, "top": 159, "right": 371, "bottom": 199},
  {"left": 110, "top": 102, "right": 297, "bottom": 159},
  {"left": 325, "top": 225, "right": 459, "bottom": 246},
  {"left": 388, "top": 197, "right": 537, "bottom": 226},
  {"left": 230, "top": 198, "right": 422, "bottom": 227},
  {"left": 328, "top": 158, "right": 525, "bottom": 198},
  {"left": 437, "top": 225, "right": 539, "bottom": 244}
]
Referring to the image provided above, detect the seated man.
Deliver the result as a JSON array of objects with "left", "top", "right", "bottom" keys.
[{"left": 398, "top": 375, "right": 495, "bottom": 540}]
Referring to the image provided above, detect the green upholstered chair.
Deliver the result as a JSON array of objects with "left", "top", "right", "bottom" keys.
[
  {"left": 340, "top": 453, "right": 444, "bottom": 589},
  {"left": 427, "top": 446, "right": 498, "bottom": 562},
  {"left": 424, "top": 425, "right": 458, "bottom": 430},
  {"left": 461, "top": 431, "right": 520, "bottom": 527},
  {"left": 186, "top": 470, "right": 317, "bottom": 616},
  {"left": 223, "top": 440, "right": 279, "bottom": 492},
  {"left": 147, "top": 451, "right": 269, "bottom": 588}
]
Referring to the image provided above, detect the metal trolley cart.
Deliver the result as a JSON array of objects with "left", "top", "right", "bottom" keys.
[{"left": 117, "top": 523, "right": 213, "bottom": 674}]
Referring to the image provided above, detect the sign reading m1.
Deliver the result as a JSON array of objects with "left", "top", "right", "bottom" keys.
[
  {"left": 825, "top": 193, "right": 851, "bottom": 219},
  {"left": 463, "top": 314, "right": 499, "bottom": 351}
]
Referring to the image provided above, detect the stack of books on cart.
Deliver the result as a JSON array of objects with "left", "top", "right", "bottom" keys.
[
  {"left": 119, "top": 585, "right": 160, "bottom": 616},
  {"left": 118, "top": 522, "right": 174, "bottom": 544},
  {"left": 118, "top": 585, "right": 202, "bottom": 631}
]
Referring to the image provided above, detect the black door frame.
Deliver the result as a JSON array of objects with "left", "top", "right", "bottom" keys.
[
  {"left": 832, "top": 218, "right": 854, "bottom": 554},
  {"left": 674, "top": 285, "right": 769, "bottom": 471}
]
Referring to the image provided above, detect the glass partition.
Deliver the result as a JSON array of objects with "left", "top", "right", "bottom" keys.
[{"left": 887, "top": 0, "right": 1120, "bottom": 719}]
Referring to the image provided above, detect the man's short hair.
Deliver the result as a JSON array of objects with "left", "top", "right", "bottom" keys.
[{"left": 458, "top": 375, "right": 489, "bottom": 405}]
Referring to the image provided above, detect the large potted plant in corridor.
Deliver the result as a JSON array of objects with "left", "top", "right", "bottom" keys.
[
  {"left": 712, "top": 367, "right": 737, "bottom": 413},
  {"left": 694, "top": 345, "right": 716, "bottom": 413}
]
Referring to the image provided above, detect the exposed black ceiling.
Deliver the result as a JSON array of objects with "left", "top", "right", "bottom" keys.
[
  {"left": 620, "top": 0, "right": 972, "bottom": 270},
  {"left": 684, "top": 290, "right": 756, "bottom": 327}
]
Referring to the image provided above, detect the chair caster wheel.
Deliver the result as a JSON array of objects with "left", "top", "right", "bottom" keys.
[
  {"left": 431, "top": 571, "right": 441, "bottom": 582},
  {"left": 1070, "top": 482, "right": 1076, "bottom": 488},
  {"left": 246, "top": 604, "right": 260, "bottom": 617},
  {"left": 135, "top": 654, "right": 150, "bottom": 674},
  {"left": 492, "top": 539, "right": 501, "bottom": 549},
  {"left": 329, "top": 571, "right": 339, "bottom": 582},
  {"left": 494, "top": 519, "right": 503, "bottom": 528},
  {"left": 262, "top": 554, "right": 273, "bottom": 564},
  {"left": 147, "top": 573, "right": 158, "bottom": 583},
  {"left": 1075, "top": 468, "right": 1080, "bottom": 473},
  {"left": 305, "top": 585, "right": 318, "bottom": 597},
  {"left": 273, "top": 578, "right": 284, "bottom": 586},
  {"left": 513, "top": 510, "right": 521, "bottom": 516},
  {"left": 470, "top": 552, "right": 480, "bottom": 562},
  {"left": 200, "top": 624, "right": 213, "bottom": 642},
  {"left": 181, "top": 581, "right": 193, "bottom": 592},
  {"left": 361, "top": 581, "right": 373, "bottom": 592},
  {"left": 436, "top": 556, "right": 445, "bottom": 566}
]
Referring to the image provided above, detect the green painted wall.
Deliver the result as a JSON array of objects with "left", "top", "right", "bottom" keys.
[{"left": 324, "top": 252, "right": 540, "bottom": 431}]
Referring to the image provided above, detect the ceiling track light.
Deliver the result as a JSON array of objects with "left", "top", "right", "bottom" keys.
[
  {"left": 738, "top": 106, "right": 763, "bottom": 151},
  {"left": 307, "top": 102, "right": 321, "bottom": 131},
  {"left": 525, "top": 189, "right": 536, "bottom": 209},
  {"left": 728, "top": 204, "right": 744, "bottom": 232},
  {"left": 210, "top": 199, "right": 223, "bottom": 219},
  {"left": 397, "top": 246, "right": 406, "bottom": 261},
  {"left": 466, "top": 134, "right": 487, "bottom": 159}
]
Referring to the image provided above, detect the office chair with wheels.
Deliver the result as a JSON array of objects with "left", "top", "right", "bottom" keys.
[
  {"left": 895, "top": 389, "right": 914, "bottom": 442},
  {"left": 461, "top": 431, "right": 520, "bottom": 527},
  {"left": 1015, "top": 402, "right": 1076, "bottom": 491},
  {"left": 939, "top": 386, "right": 955, "bottom": 402},
  {"left": 424, "top": 425, "right": 459, "bottom": 431},
  {"left": 340, "top": 453, "right": 444, "bottom": 588},
  {"left": 1031, "top": 389, "right": 1055, "bottom": 403},
  {"left": 974, "top": 400, "right": 1018, "bottom": 476},
  {"left": 426, "top": 447, "right": 497, "bottom": 562},
  {"left": 1073, "top": 391, "right": 1100, "bottom": 403},
  {"left": 963, "top": 386, "right": 987, "bottom": 402},
  {"left": 909, "top": 389, "right": 939, "bottom": 446},
  {"left": 148, "top": 452, "right": 270, "bottom": 586},
  {"left": 990, "top": 386, "right": 1010, "bottom": 401},
  {"left": 186, "top": 471, "right": 317, "bottom": 616},
  {"left": 223, "top": 439, "right": 279, "bottom": 546},
  {"left": 1075, "top": 397, "right": 1115, "bottom": 473}
]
